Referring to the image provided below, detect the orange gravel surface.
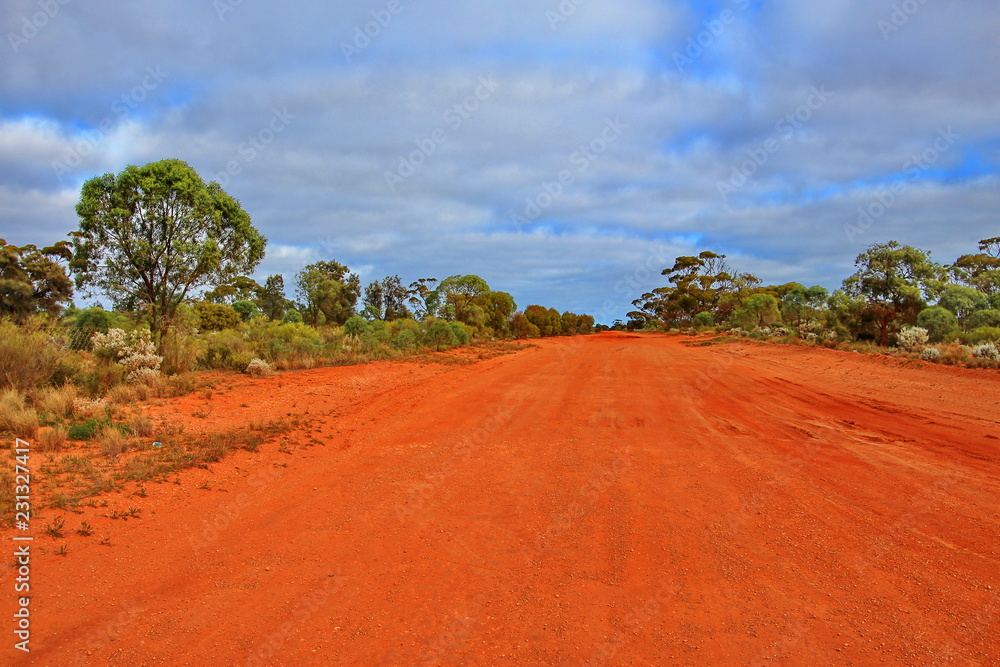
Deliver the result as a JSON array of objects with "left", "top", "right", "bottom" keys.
[{"left": 3, "top": 333, "right": 999, "bottom": 666}]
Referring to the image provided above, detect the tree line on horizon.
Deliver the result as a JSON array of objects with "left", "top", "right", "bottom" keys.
[
  {"left": 1, "top": 159, "right": 594, "bottom": 345},
  {"left": 628, "top": 238, "right": 1000, "bottom": 350}
]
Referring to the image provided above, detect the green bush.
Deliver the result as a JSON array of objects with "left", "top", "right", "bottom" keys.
[
  {"left": 231, "top": 300, "right": 261, "bottom": 322},
  {"left": 448, "top": 321, "right": 471, "bottom": 345},
  {"left": 966, "top": 309, "right": 1000, "bottom": 330},
  {"left": 282, "top": 309, "right": 303, "bottom": 324},
  {"left": 424, "top": 319, "right": 457, "bottom": 350},
  {"left": 960, "top": 327, "right": 1000, "bottom": 345},
  {"left": 916, "top": 306, "right": 959, "bottom": 343},
  {"left": 194, "top": 302, "right": 241, "bottom": 332},
  {"left": 392, "top": 329, "right": 417, "bottom": 350},
  {"left": 67, "top": 417, "right": 110, "bottom": 441},
  {"left": 343, "top": 316, "right": 369, "bottom": 338},
  {"left": 693, "top": 311, "right": 714, "bottom": 327}
]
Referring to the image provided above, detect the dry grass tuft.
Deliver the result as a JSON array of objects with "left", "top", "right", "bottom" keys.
[
  {"left": 128, "top": 413, "right": 154, "bottom": 438},
  {"left": 0, "top": 389, "right": 39, "bottom": 439},
  {"left": 37, "top": 425, "right": 69, "bottom": 452},
  {"left": 32, "top": 385, "right": 77, "bottom": 420},
  {"left": 107, "top": 384, "right": 137, "bottom": 405},
  {"left": 98, "top": 425, "right": 129, "bottom": 459}
]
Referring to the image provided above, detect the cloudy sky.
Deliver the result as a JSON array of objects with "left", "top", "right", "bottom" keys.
[{"left": 1, "top": 0, "right": 997, "bottom": 322}]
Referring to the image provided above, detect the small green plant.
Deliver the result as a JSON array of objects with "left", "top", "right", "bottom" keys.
[
  {"left": 55, "top": 544, "right": 68, "bottom": 556},
  {"left": 67, "top": 417, "right": 109, "bottom": 440},
  {"left": 77, "top": 521, "right": 93, "bottom": 536},
  {"left": 45, "top": 516, "right": 65, "bottom": 538},
  {"left": 99, "top": 536, "right": 111, "bottom": 546}
]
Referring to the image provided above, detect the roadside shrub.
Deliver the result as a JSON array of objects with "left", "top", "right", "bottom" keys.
[
  {"left": 972, "top": 342, "right": 1000, "bottom": 361},
  {"left": 91, "top": 328, "right": 163, "bottom": 383},
  {"left": 448, "top": 321, "right": 471, "bottom": 346},
  {"left": 732, "top": 294, "right": 781, "bottom": 330},
  {"left": 967, "top": 309, "right": 1000, "bottom": 331},
  {"left": 392, "top": 328, "right": 417, "bottom": 350},
  {"left": 896, "top": 326, "right": 929, "bottom": 350},
  {"left": 282, "top": 309, "right": 303, "bottom": 324},
  {"left": 343, "top": 316, "right": 369, "bottom": 338},
  {"left": 246, "top": 358, "right": 274, "bottom": 377},
  {"left": 959, "top": 327, "right": 1000, "bottom": 345},
  {"left": 194, "top": 302, "right": 242, "bottom": 332},
  {"left": 160, "top": 328, "right": 204, "bottom": 375},
  {"left": 0, "top": 322, "right": 63, "bottom": 392},
  {"left": 917, "top": 306, "right": 959, "bottom": 343},
  {"left": 0, "top": 389, "right": 39, "bottom": 438},
  {"left": 424, "top": 319, "right": 458, "bottom": 350},
  {"left": 936, "top": 346, "right": 971, "bottom": 366},
  {"left": 692, "top": 311, "right": 714, "bottom": 327},
  {"left": 920, "top": 347, "right": 941, "bottom": 362}
]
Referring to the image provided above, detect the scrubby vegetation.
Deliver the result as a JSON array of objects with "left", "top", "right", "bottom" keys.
[
  {"left": 1, "top": 160, "right": 603, "bottom": 525},
  {"left": 629, "top": 237, "right": 1000, "bottom": 370}
]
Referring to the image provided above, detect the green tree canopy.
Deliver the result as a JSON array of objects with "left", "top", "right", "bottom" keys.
[
  {"left": 843, "top": 241, "right": 945, "bottom": 345},
  {"left": 71, "top": 159, "right": 266, "bottom": 335},
  {"left": 295, "top": 260, "right": 360, "bottom": 326},
  {"left": 950, "top": 237, "right": 1000, "bottom": 295},
  {"left": 0, "top": 239, "right": 74, "bottom": 319},
  {"left": 258, "top": 274, "right": 287, "bottom": 320},
  {"left": 362, "top": 275, "right": 411, "bottom": 321}
]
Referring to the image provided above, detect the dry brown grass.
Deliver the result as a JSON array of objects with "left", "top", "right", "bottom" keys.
[
  {"left": 32, "top": 384, "right": 77, "bottom": 420},
  {"left": 37, "top": 425, "right": 69, "bottom": 452},
  {"left": 97, "top": 425, "right": 129, "bottom": 458},
  {"left": 0, "top": 389, "right": 39, "bottom": 439},
  {"left": 128, "top": 413, "right": 154, "bottom": 438},
  {"left": 107, "top": 384, "right": 137, "bottom": 404}
]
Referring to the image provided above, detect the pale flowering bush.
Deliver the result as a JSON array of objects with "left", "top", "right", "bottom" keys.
[
  {"left": 245, "top": 358, "right": 274, "bottom": 377},
  {"left": 797, "top": 320, "right": 824, "bottom": 335},
  {"left": 921, "top": 347, "right": 941, "bottom": 362},
  {"left": 91, "top": 328, "right": 163, "bottom": 383},
  {"left": 972, "top": 342, "right": 1000, "bottom": 361},
  {"left": 73, "top": 397, "right": 108, "bottom": 418},
  {"left": 896, "top": 326, "right": 929, "bottom": 350}
]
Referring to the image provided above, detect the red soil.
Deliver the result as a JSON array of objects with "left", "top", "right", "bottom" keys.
[{"left": 3, "top": 333, "right": 999, "bottom": 665}]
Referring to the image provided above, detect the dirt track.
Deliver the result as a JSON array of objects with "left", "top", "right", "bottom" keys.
[{"left": 4, "top": 333, "right": 999, "bottom": 666}]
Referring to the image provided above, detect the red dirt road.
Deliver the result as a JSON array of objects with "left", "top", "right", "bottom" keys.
[{"left": 4, "top": 333, "right": 999, "bottom": 665}]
